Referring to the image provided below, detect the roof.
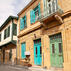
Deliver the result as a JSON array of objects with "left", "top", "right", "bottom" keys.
[
  {"left": 18, "top": 0, "right": 37, "bottom": 16},
  {"left": 0, "top": 16, "right": 18, "bottom": 31}
]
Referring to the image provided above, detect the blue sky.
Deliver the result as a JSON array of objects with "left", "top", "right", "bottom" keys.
[{"left": 0, "top": 0, "right": 31, "bottom": 26}]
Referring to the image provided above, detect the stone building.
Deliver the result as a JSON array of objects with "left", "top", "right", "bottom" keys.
[{"left": 17, "top": 0, "right": 71, "bottom": 71}]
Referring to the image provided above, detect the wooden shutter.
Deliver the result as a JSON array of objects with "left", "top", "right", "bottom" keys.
[
  {"left": 20, "top": 18, "right": 24, "bottom": 30},
  {"left": 38, "top": 3, "right": 41, "bottom": 15},
  {"left": 30, "top": 10, "right": 36, "bottom": 24},
  {"left": 21, "top": 43, "right": 26, "bottom": 59},
  {"left": 24, "top": 16, "right": 27, "bottom": 27}
]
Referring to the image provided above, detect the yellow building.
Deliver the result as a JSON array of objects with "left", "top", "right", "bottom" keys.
[
  {"left": 0, "top": 16, "right": 18, "bottom": 65},
  {"left": 17, "top": 0, "right": 71, "bottom": 71}
]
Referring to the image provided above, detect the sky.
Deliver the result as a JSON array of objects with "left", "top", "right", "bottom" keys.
[{"left": 0, "top": 0, "right": 31, "bottom": 26}]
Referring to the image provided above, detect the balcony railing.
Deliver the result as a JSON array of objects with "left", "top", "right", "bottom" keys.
[{"left": 37, "top": 0, "right": 63, "bottom": 21}]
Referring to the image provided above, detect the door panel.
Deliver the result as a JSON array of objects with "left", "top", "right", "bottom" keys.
[
  {"left": 50, "top": 34, "right": 63, "bottom": 68},
  {"left": 34, "top": 39, "right": 42, "bottom": 65},
  {"left": 21, "top": 43, "right": 26, "bottom": 59}
]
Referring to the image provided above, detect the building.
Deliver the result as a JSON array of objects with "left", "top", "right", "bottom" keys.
[
  {"left": 17, "top": 0, "right": 71, "bottom": 71},
  {"left": 0, "top": 16, "right": 18, "bottom": 64}
]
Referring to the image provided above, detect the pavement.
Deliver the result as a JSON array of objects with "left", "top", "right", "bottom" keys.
[
  {"left": 0, "top": 64, "right": 49, "bottom": 71},
  {"left": 0, "top": 64, "right": 32, "bottom": 71}
]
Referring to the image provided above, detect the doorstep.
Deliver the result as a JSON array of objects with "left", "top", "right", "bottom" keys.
[{"left": 29, "top": 66, "right": 50, "bottom": 71}]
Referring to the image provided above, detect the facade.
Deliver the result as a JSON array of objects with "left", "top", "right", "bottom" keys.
[
  {"left": 0, "top": 16, "right": 18, "bottom": 64},
  {"left": 16, "top": 0, "right": 71, "bottom": 71}
]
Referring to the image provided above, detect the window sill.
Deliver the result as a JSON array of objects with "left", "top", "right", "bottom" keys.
[
  {"left": 31, "top": 21, "right": 39, "bottom": 25},
  {"left": 20, "top": 26, "right": 27, "bottom": 31}
]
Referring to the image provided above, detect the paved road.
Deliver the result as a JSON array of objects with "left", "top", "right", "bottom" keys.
[{"left": 0, "top": 64, "right": 32, "bottom": 71}]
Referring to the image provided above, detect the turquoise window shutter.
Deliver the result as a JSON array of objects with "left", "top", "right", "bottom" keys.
[
  {"left": 30, "top": 10, "right": 35, "bottom": 24},
  {"left": 20, "top": 18, "right": 24, "bottom": 30},
  {"left": 38, "top": 3, "right": 41, "bottom": 15},
  {"left": 24, "top": 16, "right": 27, "bottom": 27},
  {"left": 21, "top": 43, "right": 26, "bottom": 59}
]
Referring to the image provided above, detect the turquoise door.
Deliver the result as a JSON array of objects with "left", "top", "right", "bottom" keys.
[
  {"left": 50, "top": 34, "right": 63, "bottom": 68},
  {"left": 21, "top": 43, "right": 26, "bottom": 59},
  {"left": 34, "top": 39, "right": 42, "bottom": 65}
]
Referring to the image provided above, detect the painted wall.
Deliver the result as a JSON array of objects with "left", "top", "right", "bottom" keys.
[
  {"left": 0, "top": 19, "right": 18, "bottom": 46},
  {"left": 0, "top": 21, "right": 12, "bottom": 46}
]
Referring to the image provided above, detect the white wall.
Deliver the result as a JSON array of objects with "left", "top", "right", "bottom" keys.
[{"left": 0, "top": 22, "right": 12, "bottom": 46}]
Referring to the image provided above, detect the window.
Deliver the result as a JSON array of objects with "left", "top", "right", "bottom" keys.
[
  {"left": 4, "top": 26, "right": 10, "bottom": 39},
  {"left": 20, "top": 16, "right": 27, "bottom": 30},
  {"left": 36, "top": 47, "right": 37, "bottom": 55},
  {"left": 34, "top": 6, "right": 40, "bottom": 18},
  {"left": 30, "top": 3, "right": 40, "bottom": 24},
  {"left": 40, "top": 46, "right": 42, "bottom": 54},
  {"left": 23, "top": 16, "right": 27, "bottom": 28},
  {"left": 52, "top": 44, "right": 55, "bottom": 53},
  {"left": 4, "top": 29, "right": 6, "bottom": 39},
  {"left": 8, "top": 26, "right": 10, "bottom": 37},
  {"left": 0, "top": 34, "right": 1, "bottom": 42},
  {"left": 59, "top": 43, "right": 62, "bottom": 53},
  {"left": 13, "top": 24, "right": 17, "bottom": 35}
]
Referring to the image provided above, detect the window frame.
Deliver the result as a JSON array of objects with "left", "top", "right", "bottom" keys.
[
  {"left": 0, "top": 34, "right": 1, "bottom": 42},
  {"left": 4, "top": 26, "right": 10, "bottom": 39},
  {"left": 20, "top": 15, "right": 27, "bottom": 31},
  {"left": 13, "top": 23, "right": 17, "bottom": 36}
]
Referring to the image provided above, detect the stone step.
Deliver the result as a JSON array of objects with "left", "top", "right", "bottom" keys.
[
  {"left": 29, "top": 67, "right": 51, "bottom": 71},
  {"left": 29, "top": 66, "right": 63, "bottom": 71},
  {"left": 50, "top": 67, "right": 63, "bottom": 71}
]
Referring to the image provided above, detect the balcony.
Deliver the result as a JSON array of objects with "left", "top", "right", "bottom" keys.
[{"left": 37, "top": 0, "right": 63, "bottom": 23}]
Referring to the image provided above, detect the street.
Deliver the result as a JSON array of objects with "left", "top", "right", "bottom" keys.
[{"left": 0, "top": 64, "right": 32, "bottom": 71}]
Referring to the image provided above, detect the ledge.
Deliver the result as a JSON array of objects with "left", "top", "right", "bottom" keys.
[{"left": 18, "top": 24, "right": 42, "bottom": 38}]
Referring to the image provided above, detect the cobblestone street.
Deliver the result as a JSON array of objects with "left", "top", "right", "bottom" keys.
[{"left": 0, "top": 64, "right": 32, "bottom": 71}]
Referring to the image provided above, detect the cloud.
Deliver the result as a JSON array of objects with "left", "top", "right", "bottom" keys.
[{"left": 0, "top": 0, "right": 31, "bottom": 26}]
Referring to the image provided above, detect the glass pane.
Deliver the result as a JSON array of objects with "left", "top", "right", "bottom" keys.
[
  {"left": 8, "top": 26, "right": 10, "bottom": 37},
  {"left": 49, "top": 4, "right": 51, "bottom": 13},
  {"left": 36, "top": 47, "right": 37, "bottom": 55},
  {"left": 52, "top": 44, "right": 55, "bottom": 53},
  {"left": 59, "top": 43, "right": 62, "bottom": 53},
  {"left": 40, "top": 46, "right": 42, "bottom": 54},
  {"left": 13, "top": 24, "right": 17, "bottom": 35}
]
